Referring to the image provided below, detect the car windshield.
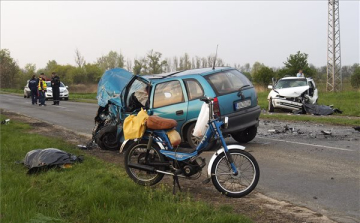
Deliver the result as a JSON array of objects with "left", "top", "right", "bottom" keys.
[
  {"left": 275, "top": 79, "right": 307, "bottom": 89},
  {"left": 205, "top": 69, "right": 252, "bottom": 95},
  {"left": 46, "top": 81, "right": 65, "bottom": 87}
]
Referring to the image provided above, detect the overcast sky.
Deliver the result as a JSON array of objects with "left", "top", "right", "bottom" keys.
[{"left": 1, "top": 1, "right": 359, "bottom": 70}]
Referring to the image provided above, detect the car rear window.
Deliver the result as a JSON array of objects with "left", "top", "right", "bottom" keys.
[{"left": 205, "top": 70, "right": 252, "bottom": 96}]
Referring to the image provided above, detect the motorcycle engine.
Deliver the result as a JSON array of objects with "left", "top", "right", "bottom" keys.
[{"left": 182, "top": 157, "right": 206, "bottom": 177}]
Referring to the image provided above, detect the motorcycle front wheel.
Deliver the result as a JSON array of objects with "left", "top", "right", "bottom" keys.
[
  {"left": 211, "top": 149, "right": 259, "bottom": 198},
  {"left": 124, "top": 140, "right": 165, "bottom": 186}
]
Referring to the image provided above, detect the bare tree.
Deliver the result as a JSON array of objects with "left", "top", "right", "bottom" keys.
[
  {"left": 126, "top": 58, "right": 133, "bottom": 71},
  {"left": 74, "top": 48, "right": 85, "bottom": 68},
  {"left": 201, "top": 57, "right": 208, "bottom": 68}
]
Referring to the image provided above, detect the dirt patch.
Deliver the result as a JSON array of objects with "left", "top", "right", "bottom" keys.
[{"left": 1, "top": 110, "right": 338, "bottom": 223}]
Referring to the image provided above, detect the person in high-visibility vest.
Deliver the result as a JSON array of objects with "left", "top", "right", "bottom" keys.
[{"left": 38, "top": 75, "right": 47, "bottom": 106}]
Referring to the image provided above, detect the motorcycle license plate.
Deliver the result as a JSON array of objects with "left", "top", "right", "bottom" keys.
[{"left": 234, "top": 99, "right": 251, "bottom": 110}]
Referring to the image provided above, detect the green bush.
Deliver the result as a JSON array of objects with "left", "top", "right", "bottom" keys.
[{"left": 350, "top": 66, "right": 360, "bottom": 89}]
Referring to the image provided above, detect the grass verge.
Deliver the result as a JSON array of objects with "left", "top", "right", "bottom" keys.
[
  {"left": 0, "top": 115, "right": 251, "bottom": 223},
  {"left": 257, "top": 91, "right": 360, "bottom": 125}
]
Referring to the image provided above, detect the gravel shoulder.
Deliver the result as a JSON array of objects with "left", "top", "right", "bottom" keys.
[{"left": 2, "top": 110, "right": 340, "bottom": 223}]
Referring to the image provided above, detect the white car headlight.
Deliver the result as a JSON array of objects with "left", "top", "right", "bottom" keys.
[{"left": 63, "top": 89, "right": 69, "bottom": 94}]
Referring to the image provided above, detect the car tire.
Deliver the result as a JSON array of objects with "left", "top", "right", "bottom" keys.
[
  {"left": 95, "top": 124, "right": 120, "bottom": 150},
  {"left": 24, "top": 95, "right": 26, "bottom": 98},
  {"left": 268, "top": 98, "right": 274, "bottom": 112},
  {"left": 231, "top": 126, "right": 257, "bottom": 143},
  {"left": 186, "top": 122, "right": 217, "bottom": 150}
]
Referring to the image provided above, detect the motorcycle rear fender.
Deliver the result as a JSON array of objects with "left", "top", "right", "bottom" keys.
[
  {"left": 119, "top": 139, "right": 166, "bottom": 153},
  {"left": 207, "top": 145, "right": 245, "bottom": 178}
]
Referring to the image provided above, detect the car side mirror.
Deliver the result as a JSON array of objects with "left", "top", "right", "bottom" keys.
[
  {"left": 65, "top": 86, "right": 68, "bottom": 88},
  {"left": 268, "top": 85, "right": 273, "bottom": 89}
]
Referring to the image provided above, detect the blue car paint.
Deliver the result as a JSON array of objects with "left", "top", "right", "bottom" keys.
[{"left": 97, "top": 68, "right": 134, "bottom": 107}]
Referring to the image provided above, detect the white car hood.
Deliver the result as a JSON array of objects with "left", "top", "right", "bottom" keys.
[{"left": 275, "top": 86, "right": 309, "bottom": 97}]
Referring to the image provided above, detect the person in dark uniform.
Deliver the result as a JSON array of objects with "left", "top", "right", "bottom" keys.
[
  {"left": 28, "top": 75, "right": 38, "bottom": 105},
  {"left": 51, "top": 72, "right": 61, "bottom": 105}
]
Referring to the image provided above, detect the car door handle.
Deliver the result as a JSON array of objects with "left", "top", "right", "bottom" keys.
[{"left": 176, "top": 110, "right": 183, "bottom": 115}]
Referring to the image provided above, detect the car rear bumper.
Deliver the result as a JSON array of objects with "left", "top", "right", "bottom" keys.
[
  {"left": 272, "top": 98, "right": 302, "bottom": 111},
  {"left": 222, "top": 105, "right": 261, "bottom": 134}
]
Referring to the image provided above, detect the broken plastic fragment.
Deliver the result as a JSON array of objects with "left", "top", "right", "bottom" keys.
[{"left": 321, "top": 130, "right": 332, "bottom": 135}]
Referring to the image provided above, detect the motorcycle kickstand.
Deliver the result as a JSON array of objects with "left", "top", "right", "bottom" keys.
[{"left": 172, "top": 173, "right": 181, "bottom": 195}]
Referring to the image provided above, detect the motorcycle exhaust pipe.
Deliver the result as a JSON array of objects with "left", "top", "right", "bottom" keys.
[
  {"left": 128, "top": 163, "right": 185, "bottom": 177},
  {"left": 128, "top": 163, "right": 156, "bottom": 172}
]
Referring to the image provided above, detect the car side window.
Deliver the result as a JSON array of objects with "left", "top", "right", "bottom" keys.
[
  {"left": 126, "top": 79, "right": 148, "bottom": 108},
  {"left": 184, "top": 79, "right": 204, "bottom": 101},
  {"left": 153, "top": 80, "right": 184, "bottom": 108},
  {"left": 308, "top": 81, "right": 315, "bottom": 89}
]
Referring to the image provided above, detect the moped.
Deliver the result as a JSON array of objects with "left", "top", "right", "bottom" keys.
[{"left": 123, "top": 96, "right": 260, "bottom": 197}]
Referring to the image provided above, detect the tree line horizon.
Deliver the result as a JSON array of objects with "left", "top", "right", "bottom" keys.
[{"left": 1, "top": 48, "right": 359, "bottom": 89}]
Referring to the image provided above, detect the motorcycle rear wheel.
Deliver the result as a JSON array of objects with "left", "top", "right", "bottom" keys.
[
  {"left": 211, "top": 149, "right": 259, "bottom": 198},
  {"left": 124, "top": 140, "right": 165, "bottom": 186}
]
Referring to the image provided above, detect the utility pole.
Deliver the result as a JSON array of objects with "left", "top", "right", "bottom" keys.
[{"left": 327, "top": 0, "right": 342, "bottom": 92}]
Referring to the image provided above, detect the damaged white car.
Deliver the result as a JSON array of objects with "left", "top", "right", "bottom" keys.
[{"left": 267, "top": 77, "right": 318, "bottom": 113}]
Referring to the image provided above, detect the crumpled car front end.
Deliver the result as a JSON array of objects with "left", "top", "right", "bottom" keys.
[
  {"left": 93, "top": 68, "right": 134, "bottom": 150},
  {"left": 270, "top": 86, "right": 310, "bottom": 111}
]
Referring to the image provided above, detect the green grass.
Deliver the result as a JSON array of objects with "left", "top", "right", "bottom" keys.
[
  {"left": 0, "top": 115, "right": 251, "bottom": 223},
  {"left": 70, "top": 93, "right": 97, "bottom": 103},
  {"left": 0, "top": 88, "right": 23, "bottom": 94}
]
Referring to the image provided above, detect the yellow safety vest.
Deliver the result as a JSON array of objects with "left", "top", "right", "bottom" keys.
[{"left": 38, "top": 79, "right": 47, "bottom": 91}]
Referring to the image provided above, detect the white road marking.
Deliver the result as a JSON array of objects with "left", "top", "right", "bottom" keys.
[{"left": 257, "top": 136, "right": 354, "bottom": 152}]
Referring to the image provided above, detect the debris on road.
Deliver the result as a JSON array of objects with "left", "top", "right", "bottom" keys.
[
  {"left": 321, "top": 130, "right": 332, "bottom": 135},
  {"left": 77, "top": 139, "right": 97, "bottom": 150},
  {"left": 267, "top": 125, "right": 304, "bottom": 135},
  {"left": 1, "top": 119, "right": 10, "bottom": 125},
  {"left": 22, "top": 148, "right": 83, "bottom": 174},
  {"left": 353, "top": 126, "right": 360, "bottom": 132}
]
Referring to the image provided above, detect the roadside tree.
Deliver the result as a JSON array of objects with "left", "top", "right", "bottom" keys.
[
  {"left": 146, "top": 50, "right": 167, "bottom": 74},
  {"left": 350, "top": 65, "right": 360, "bottom": 89},
  {"left": 0, "top": 49, "right": 20, "bottom": 88},
  {"left": 283, "top": 51, "right": 315, "bottom": 78},
  {"left": 74, "top": 48, "right": 86, "bottom": 68},
  {"left": 253, "top": 66, "right": 274, "bottom": 88}
]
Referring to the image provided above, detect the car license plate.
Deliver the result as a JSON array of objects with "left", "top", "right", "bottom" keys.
[{"left": 234, "top": 99, "right": 251, "bottom": 110}]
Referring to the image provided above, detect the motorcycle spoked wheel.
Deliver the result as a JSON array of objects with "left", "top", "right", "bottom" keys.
[
  {"left": 211, "top": 149, "right": 260, "bottom": 198},
  {"left": 124, "top": 140, "right": 165, "bottom": 186}
]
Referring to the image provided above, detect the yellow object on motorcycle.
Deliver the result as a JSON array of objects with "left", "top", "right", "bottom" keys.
[
  {"left": 123, "top": 108, "right": 149, "bottom": 140},
  {"left": 166, "top": 129, "right": 181, "bottom": 147}
]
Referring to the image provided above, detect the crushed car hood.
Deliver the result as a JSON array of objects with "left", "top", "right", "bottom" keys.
[
  {"left": 275, "top": 86, "right": 309, "bottom": 97},
  {"left": 97, "top": 68, "right": 134, "bottom": 107}
]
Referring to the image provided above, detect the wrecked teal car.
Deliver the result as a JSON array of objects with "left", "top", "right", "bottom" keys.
[{"left": 93, "top": 67, "right": 261, "bottom": 150}]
